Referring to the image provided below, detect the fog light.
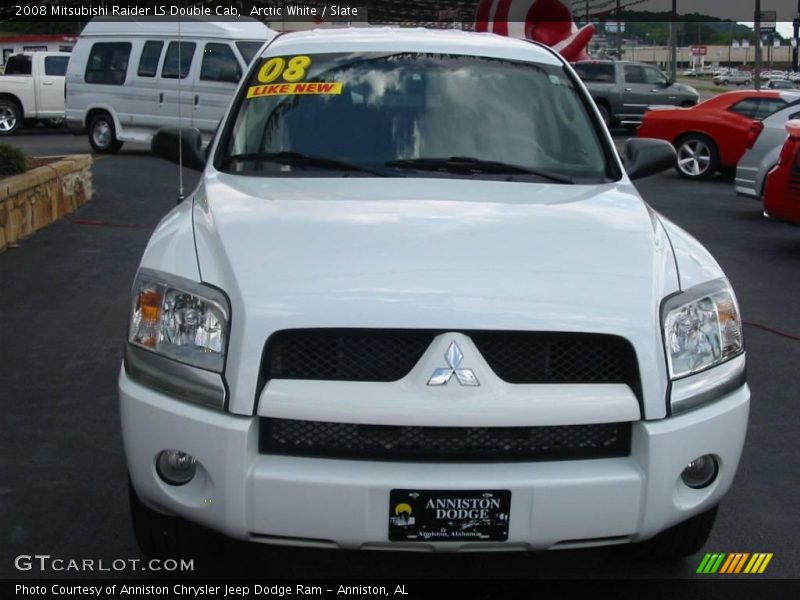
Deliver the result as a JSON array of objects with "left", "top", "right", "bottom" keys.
[
  {"left": 681, "top": 455, "right": 718, "bottom": 489},
  {"left": 156, "top": 450, "right": 197, "bottom": 486}
]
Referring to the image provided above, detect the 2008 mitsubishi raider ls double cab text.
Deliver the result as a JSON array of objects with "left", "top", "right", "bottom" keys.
[{"left": 120, "top": 28, "right": 749, "bottom": 560}]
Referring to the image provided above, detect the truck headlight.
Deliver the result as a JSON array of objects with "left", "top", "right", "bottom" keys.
[
  {"left": 662, "top": 279, "right": 743, "bottom": 380},
  {"left": 129, "top": 269, "right": 229, "bottom": 373}
]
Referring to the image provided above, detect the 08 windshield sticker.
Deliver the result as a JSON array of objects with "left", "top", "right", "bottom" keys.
[{"left": 247, "top": 55, "right": 343, "bottom": 98}]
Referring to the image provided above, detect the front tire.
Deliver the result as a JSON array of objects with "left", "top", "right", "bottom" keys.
[
  {"left": 636, "top": 506, "right": 718, "bottom": 560},
  {"left": 129, "top": 479, "right": 224, "bottom": 559},
  {"left": 0, "top": 99, "right": 21, "bottom": 135},
  {"left": 88, "top": 113, "right": 123, "bottom": 153},
  {"left": 675, "top": 133, "right": 719, "bottom": 180}
]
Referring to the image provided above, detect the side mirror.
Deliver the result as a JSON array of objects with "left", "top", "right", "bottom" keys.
[
  {"left": 664, "top": 78, "right": 674, "bottom": 87},
  {"left": 151, "top": 127, "right": 206, "bottom": 172},
  {"left": 622, "top": 138, "right": 676, "bottom": 180}
]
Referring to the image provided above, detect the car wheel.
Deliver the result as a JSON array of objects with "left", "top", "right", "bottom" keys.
[
  {"left": 636, "top": 506, "right": 718, "bottom": 560},
  {"left": 675, "top": 134, "right": 719, "bottom": 180},
  {"left": 722, "top": 80, "right": 729, "bottom": 85},
  {"left": 88, "top": 113, "right": 123, "bottom": 153},
  {"left": 128, "top": 478, "right": 224, "bottom": 559},
  {"left": 0, "top": 99, "right": 21, "bottom": 135},
  {"left": 596, "top": 103, "right": 611, "bottom": 127}
]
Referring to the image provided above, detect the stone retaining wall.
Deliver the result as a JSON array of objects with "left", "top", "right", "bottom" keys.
[{"left": 0, "top": 155, "right": 93, "bottom": 251}]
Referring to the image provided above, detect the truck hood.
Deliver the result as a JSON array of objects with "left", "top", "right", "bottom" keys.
[{"left": 192, "top": 174, "right": 678, "bottom": 415}]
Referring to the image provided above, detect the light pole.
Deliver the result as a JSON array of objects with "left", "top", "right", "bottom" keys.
[
  {"left": 670, "top": 0, "right": 677, "bottom": 82},
  {"left": 793, "top": 0, "right": 800, "bottom": 72},
  {"left": 755, "top": 0, "right": 762, "bottom": 90}
]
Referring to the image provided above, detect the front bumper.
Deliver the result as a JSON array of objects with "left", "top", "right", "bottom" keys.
[{"left": 120, "top": 371, "right": 749, "bottom": 552}]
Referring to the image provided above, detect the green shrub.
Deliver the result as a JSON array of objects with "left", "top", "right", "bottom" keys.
[{"left": 0, "top": 143, "right": 26, "bottom": 177}]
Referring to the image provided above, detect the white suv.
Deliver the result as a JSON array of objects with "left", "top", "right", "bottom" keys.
[{"left": 121, "top": 28, "right": 749, "bottom": 560}]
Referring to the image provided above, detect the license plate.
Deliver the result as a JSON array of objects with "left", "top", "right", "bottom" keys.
[{"left": 389, "top": 489, "right": 511, "bottom": 542}]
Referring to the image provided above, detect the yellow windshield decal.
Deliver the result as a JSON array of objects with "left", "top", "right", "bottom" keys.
[{"left": 247, "top": 82, "right": 344, "bottom": 98}]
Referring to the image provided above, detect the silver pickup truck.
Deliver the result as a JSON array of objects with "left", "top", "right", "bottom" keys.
[{"left": 573, "top": 60, "right": 699, "bottom": 127}]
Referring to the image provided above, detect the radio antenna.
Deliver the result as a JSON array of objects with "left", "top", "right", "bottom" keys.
[{"left": 177, "top": 9, "right": 185, "bottom": 203}]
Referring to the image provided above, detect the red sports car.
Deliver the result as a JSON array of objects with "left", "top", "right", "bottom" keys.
[
  {"left": 637, "top": 90, "right": 800, "bottom": 180},
  {"left": 763, "top": 119, "right": 800, "bottom": 225}
]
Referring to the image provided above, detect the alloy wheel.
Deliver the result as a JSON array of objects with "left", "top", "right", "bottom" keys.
[
  {"left": 677, "top": 139, "right": 712, "bottom": 177},
  {"left": 0, "top": 105, "right": 18, "bottom": 133}
]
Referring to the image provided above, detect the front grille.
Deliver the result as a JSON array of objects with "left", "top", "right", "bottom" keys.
[
  {"left": 471, "top": 332, "right": 640, "bottom": 390},
  {"left": 259, "top": 418, "right": 632, "bottom": 462},
  {"left": 261, "top": 329, "right": 435, "bottom": 382},
  {"left": 259, "top": 330, "right": 640, "bottom": 395}
]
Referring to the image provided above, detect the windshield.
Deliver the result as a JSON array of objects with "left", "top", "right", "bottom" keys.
[{"left": 217, "top": 52, "right": 614, "bottom": 183}]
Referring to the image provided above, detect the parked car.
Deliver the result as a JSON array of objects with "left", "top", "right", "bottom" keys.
[
  {"left": 713, "top": 71, "right": 752, "bottom": 86},
  {"left": 767, "top": 79, "right": 795, "bottom": 90},
  {"left": 65, "top": 18, "right": 275, "bottom": 152},
  {"left": 761, "top": 70, "right": 787, "bottom": 81},
  {"left": 762, "top": 120, "right": 800, "bottom": 224},
  {"left": 638, "top": 90, "right": 800, "bottom": 180},
  {"left": 682, "top": 68, "right": 698, "bottom": 77},
  {"left": 573, "top": 60, "right": 699, "bottom": 127},
  {"left": 0, "top": 52, "right": 70, "bottom": 135},
  {"left": 122, "top": 28, "right": 749, "bottom": 560},
  {"left": 736, "top": 100, "right": 800, "bottom": 199}
]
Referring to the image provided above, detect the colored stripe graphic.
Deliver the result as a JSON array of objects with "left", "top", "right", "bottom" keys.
[
  {"left": 699, "top": 553, "right": 773, "bottom": 574},
  {"left": 697, "top": 553, "right": 726, "bottom": 573},
  {"left": 720, "top": 553, "right": 750, "bottom": 573},
  {"left": 744, "top": 553, "right": 774, "bottom": 574}
]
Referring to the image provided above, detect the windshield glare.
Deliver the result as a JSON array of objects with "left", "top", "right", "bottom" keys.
[{"left": 219, "top": 52, "right": 612, "bottom": 182}]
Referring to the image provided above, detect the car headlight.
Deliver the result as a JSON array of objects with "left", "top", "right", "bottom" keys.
[
  {"left": 129, "top": 269, "right": 229, "bottom": 373},
  {"left": 662, "top": 279, "right": 743, "bottom": 380}
]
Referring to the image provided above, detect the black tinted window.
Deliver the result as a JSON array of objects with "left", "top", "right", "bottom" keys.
[
  {"left": 201, "top": 43, "right": 241, "bottom": 83},
  {"left": 161, "top": 42, "right": 195, "bottom": 79},
  {"left": 236, "top": 41, "right": 263, "bottom": 65},
  {"left": 4, "top": 55, "right": 32, "bottom": 75},
  {"left": 85, "top": 42, "right": 131, "bottom": 85},
  {"left": 624, "top": 65, "right": 645, "bottom": 84},
  {"left": 731, "top": 98, "right": 786, "bottom": 119},
  {"left": 138, "top": 41, "right": 163, "bottom": 77},
  {"left": 573, "top": 63, "right": 614, "bottom": 83},
  {"left": 44, "top": 56, "right": 69, "bottom": 76},
  {"left": 644, "top": 66, "right": 667, "bottom": 86}
]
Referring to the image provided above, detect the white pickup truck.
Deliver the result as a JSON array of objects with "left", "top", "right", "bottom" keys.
[{"left": 0, "top": 52, "right": 70, "bottom": 135}]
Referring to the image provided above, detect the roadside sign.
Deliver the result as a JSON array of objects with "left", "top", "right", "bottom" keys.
[
  {"left": 691, "top": 45, "right": 708, "bottom": 56},
  {"left": 760, "top": 10, "right": 777, "bottom": 33}
]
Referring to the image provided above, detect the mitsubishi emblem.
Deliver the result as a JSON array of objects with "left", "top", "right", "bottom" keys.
[{"left": 427, "top": 341, "right": 480, "bottom": 387}]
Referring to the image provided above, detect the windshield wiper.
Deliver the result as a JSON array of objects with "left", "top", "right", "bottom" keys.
[
  {"left": 384, "top": 157, "right": 574, "bottom": 184},
  {"left": 220, "top": 151, "right": 389, "bottom": 177}
]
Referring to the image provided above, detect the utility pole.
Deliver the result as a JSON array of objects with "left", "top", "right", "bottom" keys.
[
  {"left": 616, "top": 0, "right": 622, "bottom": 60},
  {"left": 670, "top": 0, "right": 677, "bottom": 82},
  {"left": 793, "top": 0, "right": 800, "bottom": 72},
  {"left": 755, "top": 0, "right": 762, "bottom": 90}
]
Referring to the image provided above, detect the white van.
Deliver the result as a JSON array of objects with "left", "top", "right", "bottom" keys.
[{"left": 65, "top": 18, "right": 275, "bottom": 152}]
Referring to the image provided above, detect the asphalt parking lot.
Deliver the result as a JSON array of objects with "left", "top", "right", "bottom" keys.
[{"left": 1, "top": 129, "right": 799, "bottom": 581}]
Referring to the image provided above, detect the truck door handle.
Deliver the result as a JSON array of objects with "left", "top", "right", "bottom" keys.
[
  {"left": 41, "top": 80, "right": 54, "bottom": 86},
  {"left": 651, "top": 89, "right": 661, "bottom": 92},
  {"left": 625, "top": 87, "right": 633, "bottom": 91}
]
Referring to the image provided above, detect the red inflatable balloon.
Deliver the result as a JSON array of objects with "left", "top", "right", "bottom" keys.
[{"left": 475, "top": 0, "right": 595, "bottom": 62}]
